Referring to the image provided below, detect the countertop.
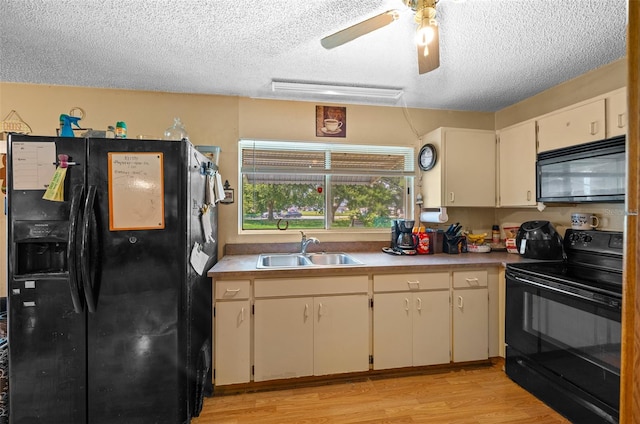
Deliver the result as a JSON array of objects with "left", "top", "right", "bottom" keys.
[{"left": 207, "top": 251, "right": 526, "bottom": 279}]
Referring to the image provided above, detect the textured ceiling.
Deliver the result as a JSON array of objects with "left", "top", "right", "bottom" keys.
[{"left": 0, "top": 0, "right": 627, "bottom": 112}]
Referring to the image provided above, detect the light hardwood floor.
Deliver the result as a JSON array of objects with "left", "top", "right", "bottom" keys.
[{"left": 193, "top": 360, "right": 571, "bottom": 423}]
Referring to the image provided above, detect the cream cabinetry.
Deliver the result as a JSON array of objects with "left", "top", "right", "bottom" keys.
[
  {"left": 606, "top": 88, "right": 627, "bottom": 138},
  {"left": 452, "top": 270, "right": 488, "bottom": 362},
  {"left": 213, "top": 280, "right": 251, "bottom": 385},
  {"left": 372, "top": 272, "right": 450, "bottom": 370},
  {"left": 253, "top": 275, "right": 369, "bottom": 382},
  {"left": 536, "top": 99, "right": 605, "bottom": 152},
  {"left": 497, "top": 121, "right": 537, "bottom": 207},
  {"left": 421, "top": 127, "right": 496, "bottom": 207}
]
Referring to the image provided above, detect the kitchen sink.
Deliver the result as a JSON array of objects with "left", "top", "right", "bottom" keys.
[{"left": 257, "top": 252, "right": 363, "bottom": 269}]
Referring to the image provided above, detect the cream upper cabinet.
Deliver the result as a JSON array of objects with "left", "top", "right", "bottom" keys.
[
  {"left": 536, "top": 99, "right": 605, "bottom": 153},
  {"left": 372, "top": 272, "right": 450, "bottom": 370},
  {"left": 497, "top": 121, "right": 537, "bottom": 207},
  {"left": 606, "top": 88, "right": 627, "bottom": 138},
  {"left": 452, "top": 270, "right": 489, "bottom": 363},
  {"left": 421, "top": 127, "right": 496, "bottom": 207}
]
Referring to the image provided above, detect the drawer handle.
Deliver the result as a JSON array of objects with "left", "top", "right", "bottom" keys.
[
  {"left": 526, "top": 190, "right": 531, "bottom": 201},
  {"left": 416, "top": 297, "right": 422, "bottom": 311},
  {"left": 457, "top": 295, "right": 464, "bottom": 309},
  {"left": 465, "top": 277, "right": 479, "bottom": 286},
  {"left": 404, "top": 298, "right": 410, "bottom": 312},
  {"left": 618, "top": 113, "right": 625, "bottom": 128},
  {"left": 407, "top": 280, "right": 420, "bottom": 289},
  {"left": 225, "top": 288, "right": 241, "bottom": 293},
  {"left": 590, "top": 121, "right": 598, "bottom": 135}
]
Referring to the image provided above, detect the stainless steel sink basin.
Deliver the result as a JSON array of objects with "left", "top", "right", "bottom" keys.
[
  {"left": 306, "top": 253, "right": 363, "bottom": 266},
  {"left": 258, "top": 254, "right": 311, "bottom": 268},
  {"left": 257, "top": 252, "right": 363, "bottom": 269}
]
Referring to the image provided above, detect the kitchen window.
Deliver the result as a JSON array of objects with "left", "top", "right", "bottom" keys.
[{"left": 239, "top": 140, "right": 414, "bottom": 231}]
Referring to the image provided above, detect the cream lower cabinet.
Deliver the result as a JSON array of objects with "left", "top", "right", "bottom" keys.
[
  {"left": 213, "top": 280, "right": 251, "bottom": 385},
  {"left": 373, "top": 272, "right": 450, "bottom": 370},
  {"left": 253, "top": 275, "right": 369, "bottom": 382},
  {"left": 452, "top": 270, "right": 489, "bottom": 362}
]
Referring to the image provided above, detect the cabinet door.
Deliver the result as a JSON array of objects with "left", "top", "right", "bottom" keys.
[
  {"left": 444, "top": 129, "right": 496, "bottom": 206},
  {"left": 413, "top": 291, "right": 450, "bottom": 366},
  {"left": 498, "top": 122, "right": 536, "bottom": 207},
  {"left": 537, "top": 99, "right": 605, "bottom": 152},
  {"left": 214, "top": 300, "right": 251, "bottom": 385},
  {"left": 373, "top": 292, "right": 413, "bottom": 370},
  {"left": 452, "top": 288, "right": 488, "bottom": 362},
  {"left": 254, "top": 297, "right": 313, "bottom": 382},
  {"left": 314, "top": 295, "right": 369, "bottom": 376},
  {"left": 607, "top": 89, "right": 627, "bottom": 138}
]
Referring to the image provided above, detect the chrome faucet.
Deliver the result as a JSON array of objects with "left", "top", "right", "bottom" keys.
[{"left": 300, "top": 231, "right": 320, "bottom": 254}]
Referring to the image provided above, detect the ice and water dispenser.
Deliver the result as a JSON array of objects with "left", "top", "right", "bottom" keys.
[{"left": 13, "top": 221, "right": 69, "bottom": 275}]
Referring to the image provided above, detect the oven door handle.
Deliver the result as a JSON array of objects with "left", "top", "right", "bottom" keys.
[{"left": 512, "top": 275, "right": 621, "bottom": 309}]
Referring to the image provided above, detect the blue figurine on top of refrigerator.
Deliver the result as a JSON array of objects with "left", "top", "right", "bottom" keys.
[{"left": 6, "top": 133, "right": 218, "bottom": 424}]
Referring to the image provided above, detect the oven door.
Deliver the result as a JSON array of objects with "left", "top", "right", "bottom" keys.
[{"left": 505, "top": 268, "right": 621, "bottom": 410}]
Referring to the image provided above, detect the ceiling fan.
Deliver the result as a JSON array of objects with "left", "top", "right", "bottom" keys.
[{"left": 321, "top": 0, "right": 440, "bottom": 74}]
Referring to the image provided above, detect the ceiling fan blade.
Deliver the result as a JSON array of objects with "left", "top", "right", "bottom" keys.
[
  {"left": 418, "top": 26, "right": 440, "bottom": 74},
  {"left": 321, "top": 10, "right": 400, "bottom": 49}
]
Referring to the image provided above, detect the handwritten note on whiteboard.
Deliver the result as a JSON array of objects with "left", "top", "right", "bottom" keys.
[{"left": 108, "top": 152, "right": 164, "bottom": 231}]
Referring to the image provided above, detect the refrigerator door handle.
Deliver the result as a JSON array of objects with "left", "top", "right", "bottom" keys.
[
  {"left": 67, "top": 184, "right": 85, "bottom": 313},
  {"left": 80, "top": 185, "right": 98, "bottom": 313}
]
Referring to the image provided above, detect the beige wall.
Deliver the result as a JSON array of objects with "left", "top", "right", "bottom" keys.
[
  {"left": 0, "top": 82, "right": 495, "bottom": 263},
  {"left": 0, "top": 56, "right": 628, "bottom": 284},
  {"left": 495, "top": 58, "right": 627, "bottom": 129}
]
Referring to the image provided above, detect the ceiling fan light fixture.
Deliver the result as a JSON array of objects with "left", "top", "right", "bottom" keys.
[
  {"left": 415, "top": 17, "right": 437, "bottom": 46},
  {"left": 271, "top": 81, "right": 404, "bottom": 100}
]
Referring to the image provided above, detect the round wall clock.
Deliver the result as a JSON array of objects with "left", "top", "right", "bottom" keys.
[{"left": 418, "top": 143, "right": 437, "bottom": 171}]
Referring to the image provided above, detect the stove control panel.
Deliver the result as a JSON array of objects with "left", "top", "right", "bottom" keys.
[{"left": 565, "top": 229, "right": 624, "bottom": 257}]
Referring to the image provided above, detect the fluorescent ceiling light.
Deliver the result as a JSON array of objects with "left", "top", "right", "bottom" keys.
[{"left": 271, "top": 81, "right": 403, "bottom": 100}]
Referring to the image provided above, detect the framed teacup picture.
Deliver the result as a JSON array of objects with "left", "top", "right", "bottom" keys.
[{"left": 316, "top": 106, "right": 346, "bottom": 138}]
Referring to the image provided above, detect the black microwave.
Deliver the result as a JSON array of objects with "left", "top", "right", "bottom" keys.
[{"left": 536, "top": 135, "right": 626, "bottom": 203}]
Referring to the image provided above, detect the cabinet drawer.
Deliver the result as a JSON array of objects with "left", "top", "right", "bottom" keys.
[
  {"left": 453, "top": 270, "right": 487, "bottom": 288},
  {"left": 215, "top": 280, "right": 251, "bottom": 300},
  {"left": 374, "top": 272, "right": 449, "bottom": 292},
  {"left": 255, "top": 275, "right": 368, "bottom": 298}
]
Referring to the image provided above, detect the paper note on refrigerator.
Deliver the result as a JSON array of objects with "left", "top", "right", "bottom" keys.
[
  {"left": 190, "top": 242, "right": 210, "bottom": 276},
  {"left": 108, "top": 152, "right": 164, "bottom": 231},
  {"left": 11, "top": 142, "right": 56, "bottom": 190}
]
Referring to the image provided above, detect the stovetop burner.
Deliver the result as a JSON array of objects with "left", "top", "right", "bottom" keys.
[{"left": 507, "top": 229, "right": 624, "bottom": 298}]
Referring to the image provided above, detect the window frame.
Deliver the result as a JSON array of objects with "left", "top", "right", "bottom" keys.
[{"left": 238, "top": 139, "right": 415, "bottom": 233}]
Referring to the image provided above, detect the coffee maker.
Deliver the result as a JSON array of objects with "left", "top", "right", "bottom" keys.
[{"left": 396, "top": 219, "right": 418, "bottom": 253}]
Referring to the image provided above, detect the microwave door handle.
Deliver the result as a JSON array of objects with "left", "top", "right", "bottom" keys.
[
  {"left": 67, "top": 184, "right": 85, "bottom": 314},
  {"left": 80, "top": 185, "right": 98, "bottom": 313}
]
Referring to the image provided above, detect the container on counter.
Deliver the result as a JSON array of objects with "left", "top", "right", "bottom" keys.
[{"left": 492, "top": 225, "right": 500, "bottom": 244}]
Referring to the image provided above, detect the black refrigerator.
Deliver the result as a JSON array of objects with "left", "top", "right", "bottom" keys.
[{"left": 6, "top": 134, "right": 218, "bottom": 424}]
